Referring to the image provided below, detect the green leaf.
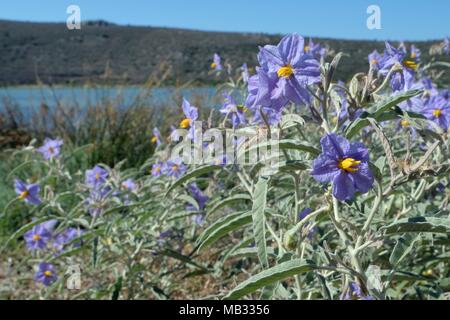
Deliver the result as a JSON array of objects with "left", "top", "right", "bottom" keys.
[
  {"left": 278, "top": 139, "right": 321, "bottom": 156},
  {"left": 223, "top": 259, "right": 316, "bottom": 300},
  {"left": 165, "top": 165, "right": 222, "bottom": 196},
  {"left": 196, "top": 212, "right": 252, "bottom": 251},
  {"left": 382, "top": 217, "right": 450, "bottom": 235},
  {"left": 345, "top": 90, "right": 422, "bottom": 138},
  {"left": 251, "top": 176, "right": 269, "bottom": 268},
  {"left": 177, "top": 194, "right": 200, "bottom": 211},
  {"left": 159, "top": 249, "right": 209, "bottom": 271},
  {"left": 206, "top": 194, "right": 251, "bottom": 217},
  {"left": 278, "top": 160, "right": 309, "bottom": 172},
  {"left": 389, "top": 233, "right": 420, "bottom": 267}
]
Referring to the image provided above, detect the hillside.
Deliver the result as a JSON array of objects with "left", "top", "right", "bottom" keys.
[{"left": 0, "top": 20, "right": 447, "bottom": 86}]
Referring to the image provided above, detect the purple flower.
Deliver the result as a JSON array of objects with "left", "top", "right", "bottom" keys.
[
  {"left": 191, "top": 214, "right": 205, "bottom": 226},
  {"left": 220, "top": 93, "right": 247, "bottom": 127},
  {"left": 151, "top": 161, "right": 164, "bottom": 177},
  {"left": 151, "top": 127, "right": 162, "bottom": 146},
  {"left": 368, "top": 50, "right": 384, "bottom": 71},
  {"left": 34, "top": 262, "right": 57, "bottom": 286},
  {"left": 179, "top": 98, "right": 199, "bottom": 139},
  {"left": 85, "top": 165, "right": 108, "bottom": 187},
  {"left": 245, "top": 70, "right": 287, "bottom": 125},
  {"left": 53, "top": 227, "right": 85, "bottom": 252},
  {"left": 410, "top": 44, "right": 421, "bottom": 61},
  {"left": 37, "top": 138, "right": 63, "bottom": 160},
  {"left": 187, "top": 183, "right": 209, "bottom": 211},
  {"left": 444, "top": 37, "right": 449, "bottom": 55},
  {"left": 14, "top": 179, "right": 41, "bottom": 205},
  {"left": 304, "top": 38, "right": 327, "bottom": 59},
  {"left": 23, "top": 220, "right": 56, "bottom": 251},
  {"left": 86, "top": 186, "right": 111, "bottom": 217},
  {"left": 121, "top": 178, "right": 137, "bottom": 192},
  {"left": 211, "top": 53, "right": 222, "bottom": 71},
  {"left": 311, "top": 134, "right": 374, "bottom": 201},
  {"left": 379, "top": 42, "right": 418, "bottom": 91},
  {"left": 163, "top": 158, "right": 187, "bottom": 179},
  {"left": 257, "top": 33, "right": 319, "bottom": 105},
  {"left": 342, "top": 282, "right": 375, "bottom": 300},
  {"left": 422, "top": 95, "right": 450, "bottom": 130},
  {"left": 298, "top": 208, "right": 318, "bottom": 239},
  {"left": 157, "top": 229, "right": 172, "bottom": 246},
  {"left": 241, "top": 63, "right": 250, "bottom": 83}
]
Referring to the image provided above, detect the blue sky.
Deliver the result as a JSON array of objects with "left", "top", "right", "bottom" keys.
[{"left": 1, "top": 0, "right": 448, "bottom": 40}]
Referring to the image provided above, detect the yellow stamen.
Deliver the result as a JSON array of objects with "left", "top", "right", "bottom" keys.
[
  {"left": 44, "top": 270, "right": 52, "bottom": 277},
  {"left": 211, "top": 62, "right": 217, "bottom": 69},
  {"left": 277, "top": 65, "right": 294, "bottom": 78},
  {"left": 411, "top": 52, "right": 417, "bottom": 59},
  {"left": 172, "top": 165, "right": 179, "bottom": 172},
  {"left": 331, "top": 116, "right": 338, "bottom": 125},
  {"left": 95, "top": 173, "right": 101, "bottom": 180},
  {"left": 370, "top": 59, "right": 378, "bottom": 65},
  {"left": 151, "top": 136, "right": 158, "bottom": 144},
  {"left": 19, "top": 190, "right": 29, "bottom": 200},
  {"left": 304, "top": 45, "right": 310, "bottom": 53},
  {"left": 403, "top": 60, "right": 418, "bottom": 71},
  {"left": 422, "top": 269, "right": 433, "bottom": 276},
  {"left": 400, "top": 119, "right": 410, "bottom": 127},
  {"left": 433, "top": 109, "right": 442, "bottom": 118},
  {"left": 155, "top": 167, "right": 161, "bottom": 173},
  {"left": 179, "top": 118, "right": 191, "bottom": 129},
  {"left": 337, "top": 158, "right": 361, "bottom": 173},
  {"left": 237, "top": 105, "right": 248, "bottom": 112},
  {"left": 32, "top": 234, "right": 41, "bottom": 241}
]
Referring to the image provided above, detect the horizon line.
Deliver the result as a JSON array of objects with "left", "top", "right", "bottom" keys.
[{"left": 0, "top": 18, "right": 445, "bottom": 43}]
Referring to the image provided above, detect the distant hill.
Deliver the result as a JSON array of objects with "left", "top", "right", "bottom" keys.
[{"left": 0, "top": 20, "right": 448, "bottom": 86}]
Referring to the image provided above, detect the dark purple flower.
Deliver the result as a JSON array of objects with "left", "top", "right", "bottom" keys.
[
  {"left": 342, "top": 282, "right": 375, "bottom": 300},
  {"left": 311, "top": 134, "right": 374, "bottom": 201},
  {"left": 37, "top": 138, "right": 63, "bottom": 160},
  {"left": 14, "top": 179, "right": 41, "bottom": 205},
  {"left": 157, "top": 229, "right": 172, "bottom": 246},
  {"left": 85, "top": 165, "right": 108, "bottom": 187},
  {"left": 34, "top": 262, "right": 57, "bottom": 286},
  {"left": 24, "top": 220, "right": 56, "bottom": 251}
]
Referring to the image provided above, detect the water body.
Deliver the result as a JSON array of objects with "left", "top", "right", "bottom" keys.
[{"left": 0, "top": 86, "right": 220, "bottom": 114}]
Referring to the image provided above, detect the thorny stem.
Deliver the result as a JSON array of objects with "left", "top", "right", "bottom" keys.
[
  {"left": 355, "top": 182, "right": 382, "bottom": 252},
  {"left": 372, "top": 63, "right": 403, "bottom": 95}
]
